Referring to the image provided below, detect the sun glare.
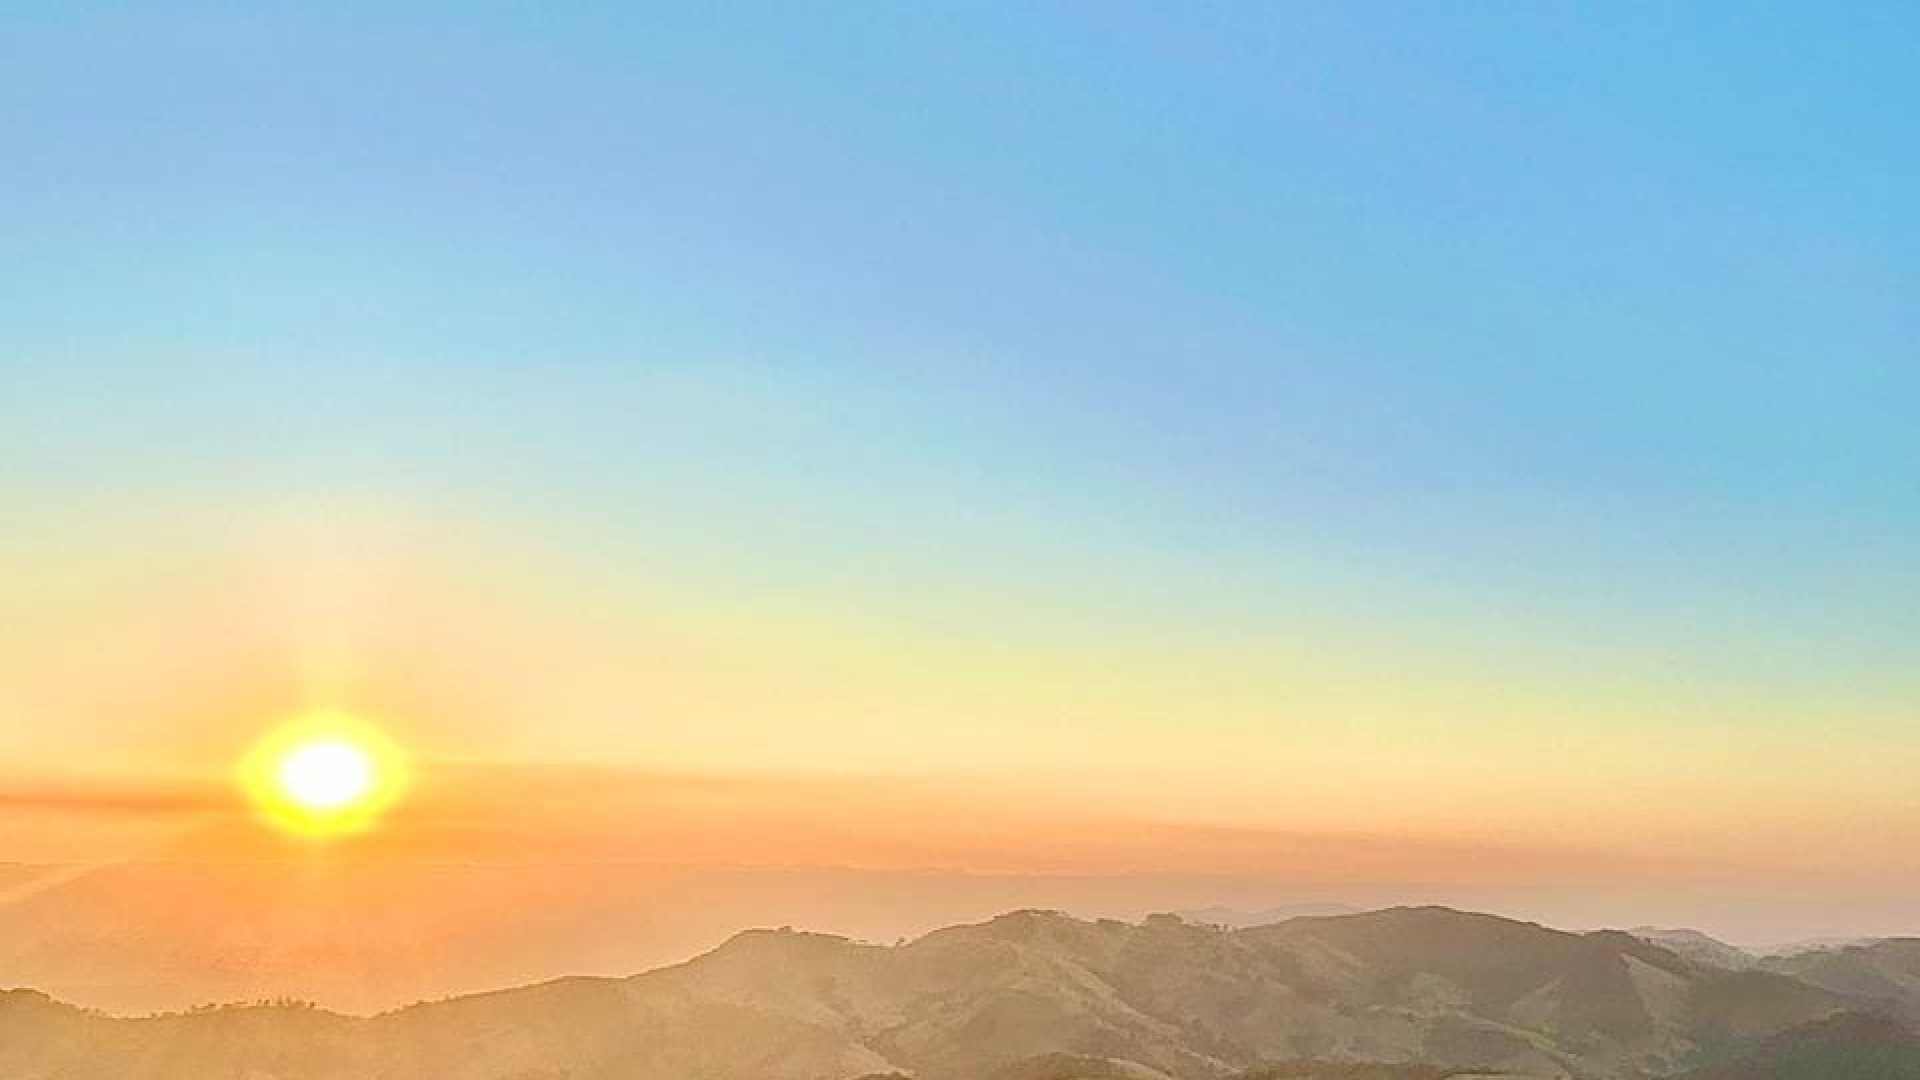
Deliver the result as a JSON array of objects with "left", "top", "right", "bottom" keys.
[
  {"left": 241, "top": 711, "right": 408, "bottom": 837},
  {"left": 278, "top": 739, "right": 375, "bottom": 809}
]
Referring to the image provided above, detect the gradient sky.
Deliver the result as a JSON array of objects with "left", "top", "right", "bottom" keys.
[{"left": 3, "top": 3, "right": 1917, "bottom": 906}]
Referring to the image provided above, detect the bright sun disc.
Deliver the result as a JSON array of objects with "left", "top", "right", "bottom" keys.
[
  {"left": 278, "top": 739, "right": 374, "bottom": 810},
  {"left": 241, "top": 711, "right": 408, "bottom": 837}
]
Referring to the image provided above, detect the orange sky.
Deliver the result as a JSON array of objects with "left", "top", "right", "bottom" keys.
[{"left": 4, "top": 508, "right": 1917, "bottom": 906}]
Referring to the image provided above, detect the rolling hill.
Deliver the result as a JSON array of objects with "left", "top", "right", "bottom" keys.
[
  {"left": 0, "top": 906, "right": 1881, "bottom": 1080},
  {"left": 1681, "top": 1011, "right": 1920, "bottom": 1079},
  {"left": 1758, "top": 940, "right": 1920, "bottom": 1023}
]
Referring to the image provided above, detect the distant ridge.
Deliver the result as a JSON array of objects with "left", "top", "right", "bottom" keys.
[
  {"left": 1171, "top": 902, "right": 1363, "bottom": 927},
  {"left": 1756, "top": 938, "right": 1920, "bottom": 1019},
  {"left": 1626, "top": 928, "right": 1758, "bottom": 972}
]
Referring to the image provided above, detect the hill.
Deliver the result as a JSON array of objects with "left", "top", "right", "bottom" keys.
[
  {"left": 1681, "top": 1011, "right": 1920, "bottom": 1079},
  {"left": 1626, "top": 931, "right": 1757, "bottom": 973},
  {"left": 1759, "top": 940, "right": 1920, "bottom": 1023},
  {"left": 0, "top": 906, "right": 1874, "bottom": 1080}
]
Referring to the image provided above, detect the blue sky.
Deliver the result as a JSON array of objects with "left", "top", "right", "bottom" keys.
[{"left": 2, "top": 3, "right": 1917, "bottom": 853}]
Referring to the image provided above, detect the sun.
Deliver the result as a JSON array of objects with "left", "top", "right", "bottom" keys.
[
  {"left": 240, "top": 711, "right": 409, "bottom": 837},
  {"left": 278, "top": 739, "right": 375, "bottom": 810}
]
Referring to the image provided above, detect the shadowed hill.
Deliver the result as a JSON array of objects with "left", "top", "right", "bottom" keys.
[{"left": 1682, "top": 1011, "right": 1920, "bottom": 1079}]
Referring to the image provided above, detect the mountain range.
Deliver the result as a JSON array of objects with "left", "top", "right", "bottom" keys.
[
  {"left": 0, "top": 861, "right": 1366, "bottom": 1015},
  {"left": 5, "top": 905, "right": 1920, "bottom": 1079}
]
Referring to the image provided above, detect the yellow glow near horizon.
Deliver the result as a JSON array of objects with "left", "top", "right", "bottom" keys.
[{"left": 240, "top": 711, "right": 409, "bottom": 837}]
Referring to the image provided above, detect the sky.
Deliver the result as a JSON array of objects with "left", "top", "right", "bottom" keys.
[{"left": 2, "top": 3, "right": 1917, "bottom": 931}]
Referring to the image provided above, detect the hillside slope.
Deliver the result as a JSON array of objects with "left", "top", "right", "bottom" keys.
[{"left": 1682, "top": 1011, "right": 1920, "bottom": 1079}]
